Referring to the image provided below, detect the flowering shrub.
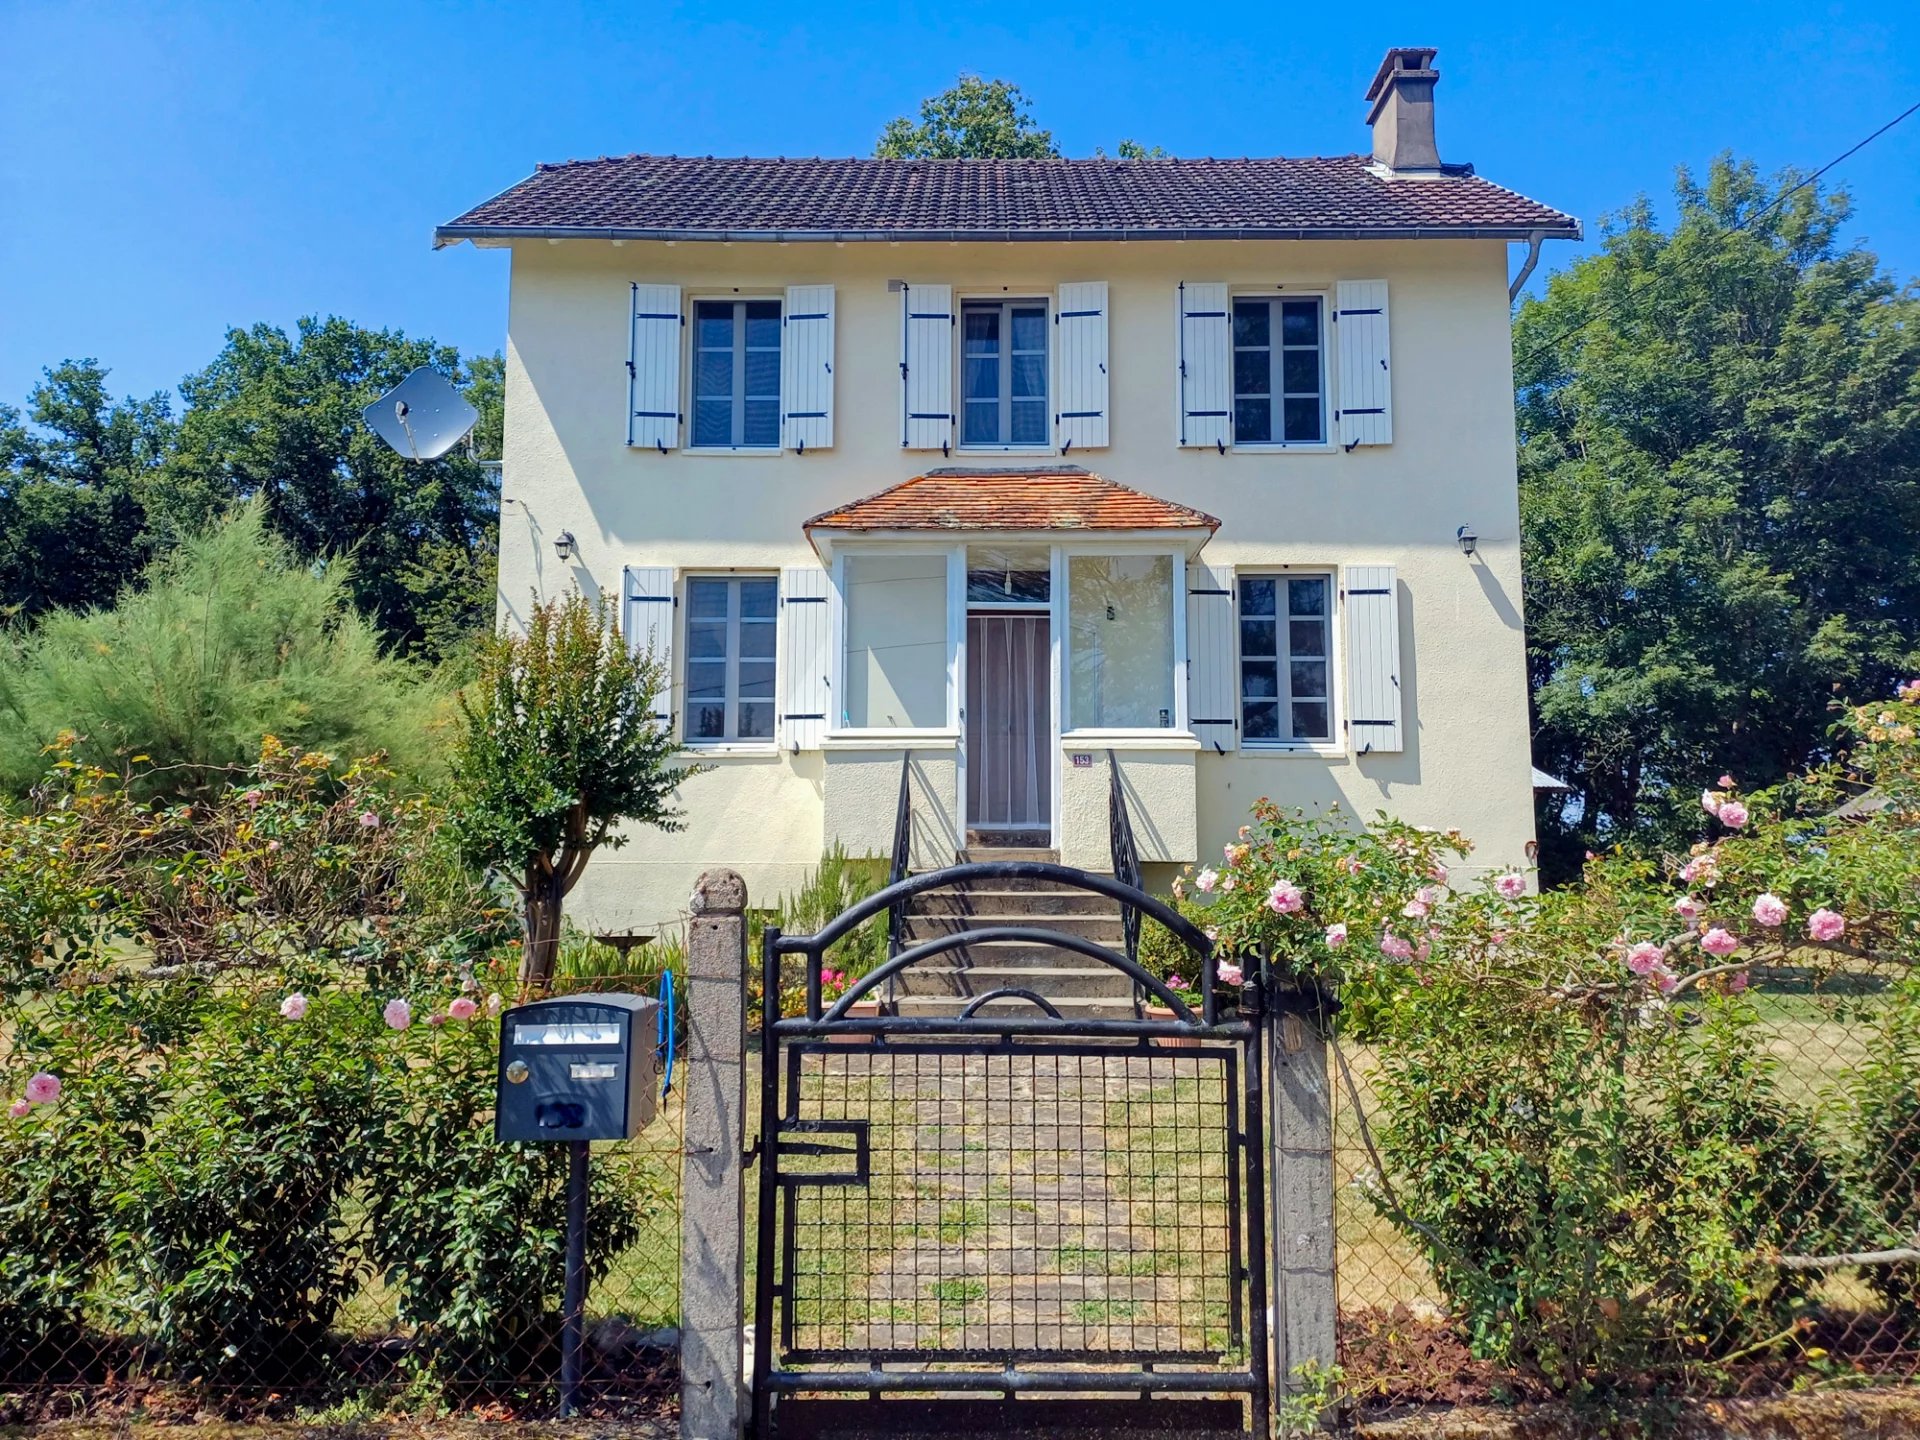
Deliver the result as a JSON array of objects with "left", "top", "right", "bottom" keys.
[{"left": 1173, "top": 685, "right": 1920, "bottom": 1388}]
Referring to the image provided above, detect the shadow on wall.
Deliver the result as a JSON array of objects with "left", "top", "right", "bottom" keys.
[
  {"left": 496, "top": 497, "right": 609, "bottom": 632},
  {"left": 907, "top": 754, "right": 960, "bottom": 866}
]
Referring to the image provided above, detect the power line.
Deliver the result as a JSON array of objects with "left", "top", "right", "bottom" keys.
[{"left": 1514, "top": 97, "right": 1920, "bottom": 375}]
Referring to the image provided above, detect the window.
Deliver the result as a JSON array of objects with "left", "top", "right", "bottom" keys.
[
  {"left": 1068, "top": 554, "right": 1175, "bottom": 730},
  {"left": 962, "top": 299, "right": 1049, "bottom": 446},
  {"left": 966, "top": 544, "right": 1051, "bottom": 605},
  {"left": 1232, "top": 296, "right": 1326, "bottom": 445},
  {"left": 842, "top": 554, "right": 949, "bottom": 729},
  {"left": 685, "top": 576, "right": 777, "bottom": 742},
  {"left": 692, "top": 299, "right": 781, "bottom": 448},
  {"left": 1239, "top": 574, "right": 1332, "bottom": 743}
]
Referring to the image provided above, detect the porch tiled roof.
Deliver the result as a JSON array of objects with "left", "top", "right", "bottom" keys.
[{"left": 805, "top": 468, "right": 1219, "bottom": 534}]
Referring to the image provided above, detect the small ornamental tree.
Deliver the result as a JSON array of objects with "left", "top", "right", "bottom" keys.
[{"left": 447, "top": 593, "right": 688, "bottom": 985}]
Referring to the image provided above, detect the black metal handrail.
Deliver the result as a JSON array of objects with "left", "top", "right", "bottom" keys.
[
  {"left": 886, "top": 751, "right": 912, "bottom": 957},
  {"left": 1107, "top": 750, "right": 1143, "bottom": 971}
]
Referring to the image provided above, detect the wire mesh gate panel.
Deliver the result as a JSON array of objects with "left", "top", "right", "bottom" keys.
[{"left": 751, "top": 862, "right": 1269, "bottom": 1438}]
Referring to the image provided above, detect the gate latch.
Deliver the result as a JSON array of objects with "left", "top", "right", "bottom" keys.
[{"left": 772, "top": 1118, "right": 870, "bottom": 1186}]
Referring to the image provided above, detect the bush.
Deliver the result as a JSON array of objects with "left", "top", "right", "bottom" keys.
[
  {"left": 0, "top": 503, "right": 443, "bottom": 797},
  {"left": 1853, "top": 973, "right": 1920, "bottom": 1318}
]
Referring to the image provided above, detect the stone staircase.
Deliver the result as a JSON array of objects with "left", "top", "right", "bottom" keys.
[{"left": 887, "top": 848, "right": 1137, "bottom": 1018}]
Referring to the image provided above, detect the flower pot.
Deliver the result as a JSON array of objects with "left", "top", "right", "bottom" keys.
[
  {"left": 1144, "top": 1003, "right": 1201, "bottom": 1049},
  {"left": 828, "top": 997, "right": 882, "bottom": 1044}
]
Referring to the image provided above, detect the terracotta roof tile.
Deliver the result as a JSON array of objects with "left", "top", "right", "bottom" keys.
[
  {"left": 437, "top": 154, "right": 1579, "bottom": 243},
  {"left": 805, "top": 469, "right": 1219, "bottom": 534}
]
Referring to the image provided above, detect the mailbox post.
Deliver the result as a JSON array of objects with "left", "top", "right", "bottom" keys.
[{"left": 497, "top": 992, "right": 664, "bottom": 1416}]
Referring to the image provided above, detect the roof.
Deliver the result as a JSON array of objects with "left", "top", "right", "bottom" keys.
[
  {"left": 435, "top": 154, "right": 1580, "bottom": 245},
  {"left": 805, "top": 469, "right": 1220, "bottom": 534}
]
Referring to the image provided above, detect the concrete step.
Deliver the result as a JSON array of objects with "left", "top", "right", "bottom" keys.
[
  {"left": 893, "top": 941, "right": 1129, "bottom": 974},
  {"left": 956, "top": 847, "right": 1061, "bottom": 865},
  {"left": 908, "top": 889, "right": 1119, "bottom": 918},
  {"left": 892, "top": 965, "right": 1135, "bottom": 1000},
  {"left": 892, "top": 992, "right": 1138, "bottom": 1019},
  {"left": 901, "top": 912, "right": 1127, "bottom": 943}
]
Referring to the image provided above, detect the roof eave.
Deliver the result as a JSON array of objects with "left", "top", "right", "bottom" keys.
[{"left": 432, "top": 219, "right": 1582, "bottom": 248}]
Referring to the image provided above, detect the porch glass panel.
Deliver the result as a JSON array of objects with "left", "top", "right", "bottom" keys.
[
  {"left": 1067, "top": 554, "right": 1175, "bottom": 729},
  {"left": 842, "top": 554, "right": 949, "bottom": 728}
]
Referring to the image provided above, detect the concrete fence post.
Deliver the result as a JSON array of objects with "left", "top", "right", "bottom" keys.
[
  {"left": 681, "top": 869, "right": 748, "bottom": 1440},
  {"left": 1270, "top": 986, "right": 1337, "bottom": 1417}
]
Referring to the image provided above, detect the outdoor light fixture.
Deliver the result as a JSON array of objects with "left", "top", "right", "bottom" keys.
[
  {"left": 1456, "top": 524, "right": 1478, "bottom": 558},
  {"left": 553, "top": 530, "right": 578, "bottom": 563}
]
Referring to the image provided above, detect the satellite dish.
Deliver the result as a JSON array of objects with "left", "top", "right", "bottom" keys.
[{"left": 362, "top": 366, "right": 480, "bottom": 462}]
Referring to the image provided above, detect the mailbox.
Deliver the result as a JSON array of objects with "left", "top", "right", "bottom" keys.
[{"left": 496, "top": 993, "right": 661, "bottom": 1142}]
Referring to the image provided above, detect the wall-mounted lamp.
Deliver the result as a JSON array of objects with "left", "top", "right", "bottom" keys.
[
  {"left": 553, "top": 530, "right": 578, "bottom": 563},
  {"left": 1455, "top": 524, "right": 1478, "bottom": 558}
]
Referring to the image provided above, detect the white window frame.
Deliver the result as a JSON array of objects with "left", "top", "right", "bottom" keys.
[
  {"left": 1058, "top": 542, "right": 1190, "bottom": 739},
  {"left": 957, "top": 294, "right": 1054, "bottom": 453},
  {"left": 1235, "top": 566, "right": 1344, "bottom": 754},
  {"left": 828, "top": 545, "right": 965, "bottom": 739},
  {"left": 686, "top": 294, "right": 784, "bottom": 453},
  {"left": 1229, "top": 290, "right": 1334, "bottom": 451},
  {"left": 681, "top": 572, "right": 781, "bottom": 749}
]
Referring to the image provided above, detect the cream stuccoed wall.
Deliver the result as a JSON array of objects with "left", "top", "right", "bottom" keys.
[{"left": 492, "top": 235, "right": 1536, "bottom": 930}]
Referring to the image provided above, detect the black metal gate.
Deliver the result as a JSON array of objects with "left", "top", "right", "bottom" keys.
[{"left": 752, "top": 862, "right": 1269, "bottom": 1438}]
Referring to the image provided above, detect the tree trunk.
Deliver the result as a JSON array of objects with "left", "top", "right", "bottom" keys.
[{"left": 522, "top": 863, "right": 568, "bottom": 988}]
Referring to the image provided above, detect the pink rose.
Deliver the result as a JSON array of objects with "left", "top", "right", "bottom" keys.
[
  {"left": 1266, "top": 879, "right": 1304, "bottom": 914},
  {"left": 358, "top": 810, "right": 381, "bottom": 829},
  {"left": 1338, "top": 856, "right": 1366, "bottom": 875},
  {"left": 1428, "top": 863, "right": 1449, "bottom": 883},
  {"left": 1217, "top": 962, "right": 1244, "bottom": 986},
  {"left": 1718, "top": 775, "right": 1736, "bottom": 789},
  {"left": 1716, "top": 801, "right": 1749, "bottom": 829},
  {"left": 24, "top": 1072, "right": 61, "bottom": 1105},
  {"left": 279, "top": 992, "right": 309, "bottom": 1020},
  {"left": 7, "top": 1099, "right": 29, "bottom": 1119},
  {"left": 1402, "top": 899, "right": 1430, "bottom": 919},
  {"left": 428, "top": 1012, "right": 447, "bottom": 1027},
  {"left": 1673, "top": 895, "right": 1702, "bottom": 921},
  {"left": 1194, "top": 868, "right": 1218, "bottom": 894},
  {"left": 1679, "top": 853, "right": 1718, "bottom": 885},
  {"left": 1220, "top": 873, "right": 1236, "bottom": 892},
  {"left": 486, "top": 992, "right": 504, "bottom": 1016},
  {"left": 1700, "top": 928, "right": 1740, "bottom": 957},
  {"left": 1625, "top": 942, "right": 1664, "bottom": 976},
  {"left": 1807, "top": 908, "right": 1846, "bottom": 943},
  {"left": 382, "top": 998, "right": 412, "bottom": 1030},
  {"left": 1224, "top": 843, "right": 1248, "bottom": 865},
  {"left": 1899, "top": 679, "right": 1920, "bottom": 703},
  {"left": 1495, "top": 872, "right": 1527, "bottom": 899},
  {"left": 1415, "top": 937, "right": 1432, "bottom": 961},
  {"left": 243, "top": 788, "right": 264, "bottom": 807},
  {"left": 1416, "top": 885, "right": 1445, "bottom": 906},
  {"left": 448, "top": 996, "right": 479, "bottom": 1021},
  {"left": 1726, "top": 970, "right": 1750, "bottom": 993},
  {"left": 1167, "top": 975, "right": 1188, "bottom": 991},
  {"left": 1325, "top": 923, "right": 1348, "bottom": 948},
  {"left": 1654, "top": 967, "right": 1679, "bottom": 994},
  {"left": 1702, "top": 789, "right": 1723, "bottom": 814},
  {"left": 1751, "top": 893, "right": 1788, "bottom": 928},
  {"left": 1380, "top": 933, "right": 1414, "bottom": 960}
]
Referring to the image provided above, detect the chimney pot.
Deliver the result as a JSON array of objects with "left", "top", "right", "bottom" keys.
[{"left": 1366, "top": 46, "right": 1442, "bottom": 175}]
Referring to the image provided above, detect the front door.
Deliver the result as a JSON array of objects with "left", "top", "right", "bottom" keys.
[{"left": 966, "top": 612, "right": 1050, "bottom": 834}]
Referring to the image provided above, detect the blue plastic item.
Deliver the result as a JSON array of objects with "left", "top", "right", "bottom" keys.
[{"left": 657, "top": 969, "right": 677, "bottom": 1098}]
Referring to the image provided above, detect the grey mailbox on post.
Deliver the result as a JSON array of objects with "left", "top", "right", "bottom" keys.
[{"left": 496, "top": 993, "right": 661, "bottom": 1142}]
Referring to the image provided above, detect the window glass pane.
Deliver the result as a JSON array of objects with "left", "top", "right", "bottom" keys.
[
  {"left": 963, "top": 357, "right": 998, "bottom": 401},
  {"left": 1288, "top": 577, "right": 1327, "bottom": 616},
  {"left": 1281, "top": 299, "right": 1318, "bottom": 345},
  {"left": 1235, "top": 399, "right": 1271, "bottom": 443},
  {"left": 743, "top": 399, "right": 780, "bottom": 447},
  {"left": 743, "top": 302, "right": 781, "bottom": 347},
  {"left": 1290, "top": 659, "right": 1327, "bottom": 699},
  {"left": 1283, "top": 398, "right": 1323, "bottom": 443},
  {"left": 687, "top": 622, "right": 727, "bottom": 662},
  {"left": 1011, "top": 354, "right": 1046, "bottom": 399},
  {"left": 967, "top": 545, "right": 1051, "bottom": 603},
  {"left": 1010, "top": 401, "right": 1047, "bottom": 445},
  {"left": 1241, "top": 660, "right": 1278, "bottom": 699},
  {"left": 741, "top": 579, "right": 778, "bottom": 619},
  {"left": 844, "top": 555, "right": 948, "bottom": 728},
  {"left": 739, "top": 623, "right": 775, "bottom": 661},
  {"left": 739, "top": 659, "right": 776, "bottom": 697},
  {"left": 963, "top": 308, "right": 999, "bottom": 352},
  {"left": 738, "top": 702, "right": 774, "bottom": 740},
  {"left": 962, "top": 402, "right": 999, "bottom": 445},
  {"left": 1291, "top": 701, "right": 1329, "bottom": 740},
  {"left": 1288, "top": 619, "right": 1326, "bottom": 658},
  {"left": 1244, "top": 700, "right": 1279, "bottom": 741},
  {"left": 694, "top": 351, "right": 732, "bottom": 398},
  {"left": 1232, "top": 301, "right": 1268, "bottom": 347},
  {"left": 686, "top": 660, "right": 727, "bottom": 700},
  {"left": 744, "top": 350, "right": 780, "bottom": 397},
  {"left": 1239, "top": 576, "right": 1276, "bottom": 616},
  {"left": 687, "top": 579, "right": 729, "bottom": 620},
  {"left": 1239, "top": 617, "right": 1276, "bottom": 658},
  {"left": 691, "top": 702, "right": 727, "bottom": 739},
  {"left": 1282, "top": 350, "right": 1320, "bottom": 394},
  {"left": 694, "top": 303, "right": 734, "bottom": 348},
  {"left": 1234, "top": 348, "right": 1270, "bottom": 398},
  {"left": 692, "top": 400, "right": 730, "bottom": 448},
  {"left": 1010, "top": 306, "right": 1047, "bottom": 351},
  {"left": 1068, "top": 554, "right": 1174, "bottom": 729}
]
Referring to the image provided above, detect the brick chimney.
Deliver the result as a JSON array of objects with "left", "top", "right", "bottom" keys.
[{"left": 1366, "top": 47, "right": 1442, "bottom": 175}]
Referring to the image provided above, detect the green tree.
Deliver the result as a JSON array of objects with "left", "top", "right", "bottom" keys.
[
  {"left": 0, "top": 361, "right": 175, "bottom": 623},
  {"left": 0, "top": 503, "right": 442, "bottom": 794},
  {"left": 158, "top": 317, "right": 502, "bottom": 661},
  {"left": 446, "top": 593, "right": 690, "bottom": 985},
  {"left": 1515, "top": 155, "right": 1920, "bottom": 877},
  {"left": 876, "top": 75, "right": 1060, "bottom": 159}
]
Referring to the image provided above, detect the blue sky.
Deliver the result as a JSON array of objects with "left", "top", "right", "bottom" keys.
[{"left": 2, "top": 1, "right": 1916, "bottom": 409}]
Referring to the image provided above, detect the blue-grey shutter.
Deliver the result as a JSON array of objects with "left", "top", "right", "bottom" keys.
[
  {"left": 628, "top": 284, "right": 683, "bottom": 452},
  {"left": 1177, "top": 282, "right": 1230, "bottom": 449}
]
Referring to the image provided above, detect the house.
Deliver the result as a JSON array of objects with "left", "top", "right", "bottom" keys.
[{"left": 436, "top": 47, "right": 1579, "bottom": 948}]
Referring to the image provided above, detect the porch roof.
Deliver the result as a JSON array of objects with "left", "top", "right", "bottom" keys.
[{"left": 804, "top": 468, "right": 1220, "bottom": 535}]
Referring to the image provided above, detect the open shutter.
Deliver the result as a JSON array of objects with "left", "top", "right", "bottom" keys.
[
  {"left": 1054, "top": 281, "right": 1109, "bottom": 450},
  {"left": 782, "top": 284, "right": 835, "bottom": 452},
  {"left": 624, "top": 565, "right": 677, "bottom": 729},
  {"left": 1335, "top": 280, "right": 1392, "bottom": 447},
  {"left": 628, "top": 283, "right": 683, "bottom": 452},
  {"left": 1177, "top": 282, "right": 1231, "bottom": 449},
  {"left": 1343, "top": 564, "right": 1403, "bottom": 753},
  {"left": 1187, "top": 562, "right": 1237, "bottom": 753},
  {"left": 900, "top": 283, "right": 953, "bottom": 450},
  {"left": 779, "top": 565, "right": 831, "bottom": 750}
]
